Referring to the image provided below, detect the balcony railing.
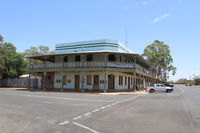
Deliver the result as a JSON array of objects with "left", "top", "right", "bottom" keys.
[{"left": 29, "top": 62, "right": 152, "bottom": 75}]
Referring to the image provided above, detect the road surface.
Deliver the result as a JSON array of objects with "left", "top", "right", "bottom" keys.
[{"left": 0, "top": 85, "right": 199, "bottom": 133}]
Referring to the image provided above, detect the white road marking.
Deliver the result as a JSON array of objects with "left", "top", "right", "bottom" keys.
[
  {"left": 110, "top": 103, "right": 116, "bottom": 106},
  {"left": 59, "top": 121, "right": 69, "bottom": 126},
  {"left": 167, "top": 87, "right": 185, "bottom": 96},
  {"left": 181, "top": 98, "right": 191, "bottom": 117},
  {"left": 92, "top": 109, "right": 100, "bottom": 112},
  {"left": 2, "top": 93, "right": 113, "bottom": 102},
  {"left": 73, "top": 116, "right": 82, "bottom": 120},
  {"left": 117, "top": 95, "right": 140, "bottom": 103},
  {"left": 59, "top": 94, "right": 143, "bottom": 126},
  {"left": 179, "top": 88, "right": 185, "bottom": 94},
  {"left": 106, "top": 105, "right": 111, "bottom": 107},
  {"left": 84, "top": 112, "right": 92, "bottom": 116},
  {"left": 180, "top": 98, "right": 196, "bottom": 131},
  {"left": 73, "top": 122, "right": 100, "bottom": 133},
  {"left": 100, "top": 106, "right": 106, "bottom": 109}
]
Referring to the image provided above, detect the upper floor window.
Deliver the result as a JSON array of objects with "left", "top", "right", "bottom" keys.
[
  {"left": 75, "top": 55, "right": 80, "bottom": 62},
  {"left": 108, "top": 54, "right": 116, "bottom": 61},
  {"left": 64, "top": 56, "right": 68, "bottom": 62},
  {"left": 120, "top": 56, "right": 122, "bottom": 62},
  {"left": 87, "top": 54, "right": 93, "bottom": 61}
]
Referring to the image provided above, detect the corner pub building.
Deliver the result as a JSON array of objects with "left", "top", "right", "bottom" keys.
[{"left": 28, "top": 39, "right": 156, "bottom": 91}]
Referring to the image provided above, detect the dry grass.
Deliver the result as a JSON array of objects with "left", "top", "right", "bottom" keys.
[
  {"left": 0, "top": 87, "right": 28, "bottom": 90},
  {"left": 99, "top": 90, "right": 148, "bottom": 95},
  {"left": 193, "top": 85, "right": 200, "bottom": 87}
]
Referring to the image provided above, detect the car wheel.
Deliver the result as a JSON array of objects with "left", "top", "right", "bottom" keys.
[
  {"left": 150, "top": 89, "right": 154, "bottom": 93},
  {"left": 166, "top": 89, "right": 170, "bottom": 93}
]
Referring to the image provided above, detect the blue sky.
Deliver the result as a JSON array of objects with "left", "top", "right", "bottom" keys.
[{"left": 1, "top": 0, "right": 200, "bottom": 81}]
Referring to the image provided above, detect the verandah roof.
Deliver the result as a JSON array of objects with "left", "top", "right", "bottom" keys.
[{"left": 27, "top": 51, "right": 154, "bottom": 70}]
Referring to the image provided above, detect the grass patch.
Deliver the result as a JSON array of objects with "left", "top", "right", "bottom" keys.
[{"left": 0, "top": 87, "right": 28, "bottom": 90}]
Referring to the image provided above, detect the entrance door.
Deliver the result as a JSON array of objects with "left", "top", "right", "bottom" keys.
[
  {"left": 93, "top": 75, "right": 99, "bottom": 89},
  {"left": 75, "top": 75, "right": 80, "bottom": 89},
  {"left": 46, "top": 72, "right": 55, "bottom": 89},
  {"left": 108, "top": 75, "right": 115, "bottom": 90},
  {"left": 128, "top": 77, "right": 130, "bottom": 89}
]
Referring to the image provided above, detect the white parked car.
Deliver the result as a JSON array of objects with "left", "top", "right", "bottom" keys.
[{"left": 147, "top": 84, "right": 173, "bottom": 93}]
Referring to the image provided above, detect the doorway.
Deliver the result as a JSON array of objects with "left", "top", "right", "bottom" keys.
[
  {"left": 108, "top": 75, "right": 115, "bottom": 90},
  {"left": 128, "top": 77, "right": 131, "bottom": 89},
  {"left": 93, "top": 75, "right": 99, "bottom": 89},
  {"left": 75, "top": 75, "right": 80, "bottom": 89},
  {"left": 45, "top": 72, "right": 55, "bottom": 89}
]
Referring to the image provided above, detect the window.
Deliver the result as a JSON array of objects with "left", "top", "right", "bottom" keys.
[
  {"left": 120, "top": 56, "right": 122, "bottom": 62},
  {"left": 47, "top": 75, "right": 51, "bottom": 80},
  {"left": 125, "top": 77, "right": 127, "bottom": 85},
  {"left": 87, "top": 75, "right": 92, "bottom": 85},
  {"left": 119, "top": 76, "right": 123, "bottom": 86},
  {"left": 75, "top": 55, "right": 80, "bottom": 62},
  {"left": 87, "top": 54, "right": 93, "bottom": 61},
  {"left": 63, "top": 75, "right": 67, "bottom": 85},
  {"left": 64, "top": 56, "right": 68, "bottom": 62},
  {"left": 108, "top": 54, "right": 116, "bottom": 61}
]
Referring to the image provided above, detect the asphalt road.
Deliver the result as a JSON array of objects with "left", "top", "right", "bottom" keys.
[{"left": 0, "top": 85, "right": 200, "bottom": 133}]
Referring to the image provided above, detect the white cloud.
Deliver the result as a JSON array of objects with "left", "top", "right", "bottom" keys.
[
  {"left": 134, "top": 1, "right": 150, "bottom": 6},
  {"left": 151, "top": 13, "right": 171, "bottom": 23},
  {"left": 177, "top": 0, "right": 183, "bottom": 3},
  {"left": 141, "top": 1, "right": 148, "bottom": 5},
  {"left": 134, "top": 3, "right": 139, "bottom": 6},
  {"left": 122, "top": 0, "right": 152, "bottom": 12}
]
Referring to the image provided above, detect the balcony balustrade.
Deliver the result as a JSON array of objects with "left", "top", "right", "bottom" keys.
[{"left": 29, "top": 61, "right": 152, "bottom": 75}]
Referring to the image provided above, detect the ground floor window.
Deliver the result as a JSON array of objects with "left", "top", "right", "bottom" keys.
[
  {"left": 125, "top": 77, "right": 127, "bottom": 85},
  {"left": 63, "top": 75, "right": 67, "bottom": 85},
  {"left": 119, "top": 76, "right": 123, "bottom": 86},
  {"left": 87, "top": 75, "right": 92, "bottom": 85}
]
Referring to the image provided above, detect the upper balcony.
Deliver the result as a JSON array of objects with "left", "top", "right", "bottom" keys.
[{"left": 29, "top": 61, "right": 153, "bottom": 75}]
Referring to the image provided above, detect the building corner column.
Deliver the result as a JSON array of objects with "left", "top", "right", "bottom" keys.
[{"left": 43, "top": 72, "right": 47, "bottom": 91}]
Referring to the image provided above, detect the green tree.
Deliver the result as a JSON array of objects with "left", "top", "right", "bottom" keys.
[
  {"left": 142, "top": 40, "right": 176, "bottom": 81},
  {"left": 1, "top": 43, "right": 28, "bottom": 79},
  {"left": 194, "top": 78, "right": 200, "bottom": 85},
  {"left": 24, "top": 46, "right": 55, "bottom": 64},
  {"left": 176, "top": 78, "right": 192, "bottom": 84},
  {"left": 0, "top": 34, "right": 3, "bottom": 43},
  {"left": 25, "top": 46, "right": 55, "bottom": 56},
  {"left": 0, "top": 35, "right": 5, "bottom": 79}
]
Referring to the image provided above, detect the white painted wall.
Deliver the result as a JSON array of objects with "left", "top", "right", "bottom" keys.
[
  {"left": 54, "top": 71, "right": 107, "bottom": 90},
  {"left": 53, "top": 71, "right": 145, "bottom": 90},
  {"left": 54, "top": 72, "right": 62, "bottom": 88},
  {"left": 108, "top": 72, "right": 135, "bottom": 90}
]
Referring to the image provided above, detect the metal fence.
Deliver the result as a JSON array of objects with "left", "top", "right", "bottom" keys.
[{"left": 0, "top": 78, "right": 39, "bottom": 88}]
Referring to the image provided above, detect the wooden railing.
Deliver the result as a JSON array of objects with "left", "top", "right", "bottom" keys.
[{"left": 29, "top": 62, "right": 152, "bottom": 75}]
